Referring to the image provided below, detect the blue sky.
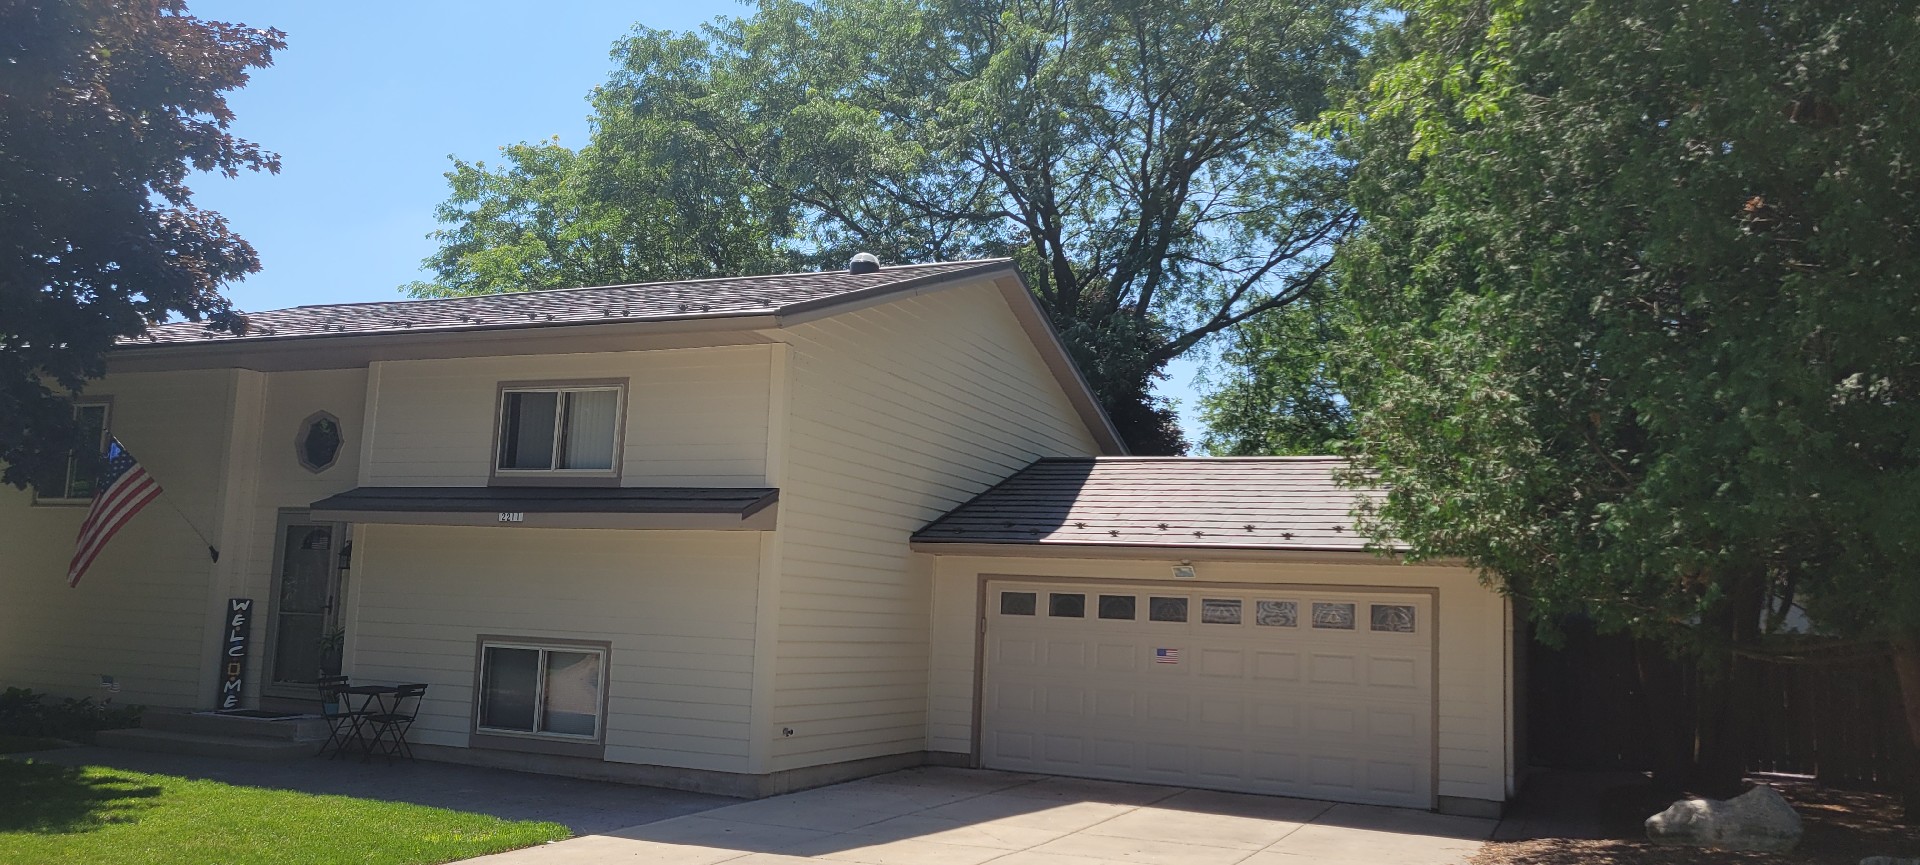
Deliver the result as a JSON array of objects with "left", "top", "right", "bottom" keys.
[{"left": 184, "top": 0, "right": 1208, "bottom": 443}]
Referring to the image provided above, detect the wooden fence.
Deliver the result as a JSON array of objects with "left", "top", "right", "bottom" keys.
[{"left": 1526, "top": 622, "right": 1915, "bottom": 788}]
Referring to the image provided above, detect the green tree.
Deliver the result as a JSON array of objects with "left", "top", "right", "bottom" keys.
[
  {"left": 413, "top": 0, "right": 1367, "bottom": 453},
  {"left": 1, "top": 0, "right": 282, "bottom": 491},
  {"left": 1199, "top": 294, "right": 1351, "bottom": 455},
  {"left": 1337, "top": 0, "right": 1920, "bottom": 796},
  {"left": 406, "top": 30, "right": 803, "bottom": 297}
]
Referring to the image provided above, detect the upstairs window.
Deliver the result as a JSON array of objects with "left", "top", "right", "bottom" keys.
[
  {"left": 495, "top": 384, "right": 622, "bottom": 476},
  {"left": 37, "top": 402, "right": 110, "bottom": 503}
]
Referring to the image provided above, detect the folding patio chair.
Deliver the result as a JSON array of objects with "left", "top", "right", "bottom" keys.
[
  {"left": 362, "top": 683, "right": 427, "bottom": 764},
  {"left": 316, "top": 675, "right": 368, "bottom": 759}
]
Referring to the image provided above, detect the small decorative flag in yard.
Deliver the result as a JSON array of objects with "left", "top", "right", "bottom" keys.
[
  {"left": 68, "top": 437, "right": 163, "bottom": 587},
  {"left": 1155, "top": 647, "right": 1181, "bottom": 664}
]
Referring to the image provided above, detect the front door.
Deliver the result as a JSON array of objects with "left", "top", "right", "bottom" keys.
[{"left": 266, "top": 513, "right": 347, "bottom": 696}]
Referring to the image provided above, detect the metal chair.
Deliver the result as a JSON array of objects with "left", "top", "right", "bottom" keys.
[
  {"left": 362, "top": 683, "right": 427, "bottom": 764},
  {"left": 316, "top": 675, "right": 368, "bottom": 759}
]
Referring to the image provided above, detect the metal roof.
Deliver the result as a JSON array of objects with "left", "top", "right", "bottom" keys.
[
  {"left": 129, "top": 259, "right": 1009, "bottom": 346},
  {"left": 912, "top": 457, "right": 1387, "bottom": 552}
]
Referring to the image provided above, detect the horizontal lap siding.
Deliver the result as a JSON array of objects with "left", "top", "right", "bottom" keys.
[
  {"left": 926, "top": 555, "right": 1511, "bottom": 804},
  {"left": 365, "top": 346, "right": 771, "bottom": 487},
  {"left": 231, "top": 369, "right": 368, "bottom": 703},
  {"left": 771, "top": 281, "right": 1103, "bottom": 772},
  {"left": 349, "top": 525, "right": 761, "bottom": 773},
  {"left": 0, "top": 370, "right": 237, "bottom": 707}
]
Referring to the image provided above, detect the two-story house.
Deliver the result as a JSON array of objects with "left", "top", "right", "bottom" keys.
[{"left": 0, "top": 258, "right": 1516, "bottom": 815}]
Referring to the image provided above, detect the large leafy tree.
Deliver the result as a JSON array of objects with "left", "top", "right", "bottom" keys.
[
  {"left": 413, "top": 0, "right": 1366, "bottom": 453},
  {"left": 1338, "top": 0, "right": 1920, "bottom": 794},
  {"left": 1, "top": 0, "right": 281, "bottom": 490},
  {"left": 1199, "top": 293, "right": 1351, "bottom": 455}
]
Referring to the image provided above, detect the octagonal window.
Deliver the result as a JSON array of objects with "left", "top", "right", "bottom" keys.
[{"left": 298, "top": 412, "right": 343, "bottom": 473}]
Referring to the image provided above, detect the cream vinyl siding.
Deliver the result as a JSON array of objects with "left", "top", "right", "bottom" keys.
[
  {"left": 0, "top": 370, "right": 242, "bottom": 708},
  {"left": 767, "top": 280, "right": 1104, "bottom": 772},
  {"left": 347, "top": 524, "right": 761, "bottom": 773},
  {"left": 927, "top": 555, "right": 1513, "bottom": 805},
  {"left": 224, "top": 369, "right": 368, "bottom": 703},
  {"left": 362, "top": 345, "right": 773, "bottom": 487}
]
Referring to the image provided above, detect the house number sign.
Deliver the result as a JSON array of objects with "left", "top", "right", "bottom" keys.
[
  {"left": 498, "top": 512, "right": 525, "bottom": 523},
  {"left": 217, "top": 598, "right": 253, "bottom": 709}
]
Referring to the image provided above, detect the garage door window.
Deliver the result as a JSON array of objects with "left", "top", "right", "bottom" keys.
[
  {"left": 1098, "top": 595, "right": 1136, "bottom": 620},
  {"left": 1000, "top": 591, "right": 1037, "bottom": 616},
  {"left": 1048, "top": 593, "right": 1086, "bottom": 617},
  {"left": 1255, "top": 600, "right": 1298, "bottom": 627},
  {"left": 1201, "top": 598, "right": 1242, "bottom": 625},
  {"left": 1149, "top": 596, "right": 1188, "bottom": 622},
  {"left": 1371, "top": 604, "right": 1417, "bottom": 633},
  {"left": 1311, "top": 601, "right": 1356, "bottom": 629}
]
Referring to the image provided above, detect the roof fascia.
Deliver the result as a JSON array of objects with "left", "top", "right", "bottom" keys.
[
  {"left": 907, "top": 539, "right": 1406, "bottom": 564},
  {"left": 107, "top": 315, "right": 781, "bottom": 373}
]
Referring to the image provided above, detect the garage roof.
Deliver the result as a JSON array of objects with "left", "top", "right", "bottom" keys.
[{"left": 912, "top": 457, "right": 1387, "bottom": 553}]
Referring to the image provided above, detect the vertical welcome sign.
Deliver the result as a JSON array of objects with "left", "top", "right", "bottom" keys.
[{"left": 218, "top": 598, "right": 253, "bottom": 709}]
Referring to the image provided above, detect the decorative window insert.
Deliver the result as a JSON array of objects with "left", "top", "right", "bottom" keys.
[
  {"left": 1311, "top": 602, "right": 1356, "bottom": 630},
  {"left": 1201, "top": 598, "right": 1243, "bottom": 625},
  {"left": 1371, "top": 604, "right": 1417, "bottom": 633},
  {"left": 476, "top": 640, "right": 608, "bottom": 740},
  {"left": 1149, "top": 596, "right": 1189, "bottom": 623},
  {"left": 1098, "top": 595, "right": 1136, "bottom": 620},
  {"left": 1048, "top": 593, "right": 1086, "bottom": 618},
  {"left": 36, "top": 402, "right": 110, "bottom": 504},
  {"left": 296, "top": 411, "right": 344, "bottom": 473},
  {"left": 1000, "top": 591, "right": 1037, "bottom": 616},
  {"left": 494, "top": 382, "right": 624, "bottom": 478},
  {"left": 1255, "top": 600, "right": 1298, "bottom": 627}
]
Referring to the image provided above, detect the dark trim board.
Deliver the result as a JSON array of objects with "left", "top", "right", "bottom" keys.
[{"left": 308, "top": 485, "right": 780, "bottom": 530}]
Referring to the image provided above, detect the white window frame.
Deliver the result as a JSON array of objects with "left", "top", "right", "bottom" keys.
[
  {"left": 474, "top": 639, "right": 609, "bottom": 742},
  {"left": 35, "top": 401, "right": 112, "bottom": 506},
  {"left": 490, "top": 379, "right": 626, "bottom": 484}
]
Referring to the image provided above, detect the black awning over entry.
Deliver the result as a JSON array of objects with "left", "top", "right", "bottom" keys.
[{"left": 308, "top": 486, "right": 779, "bottom": 530}]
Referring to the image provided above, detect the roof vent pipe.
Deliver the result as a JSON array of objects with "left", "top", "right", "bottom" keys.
[{"left": 847, "top": 252, "right": 881, "bottom": 274}]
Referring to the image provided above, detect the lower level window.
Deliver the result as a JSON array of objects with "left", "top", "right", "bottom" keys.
[{"left": 478, "top": 642, "right": 606, "bottom": 739}]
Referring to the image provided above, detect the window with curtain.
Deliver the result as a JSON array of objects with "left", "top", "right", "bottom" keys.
[{"left": 496, "top": 385, "right": 621, "bottom": 474}]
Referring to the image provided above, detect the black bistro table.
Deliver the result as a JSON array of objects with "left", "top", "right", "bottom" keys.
[{"left": 336, "top": 684, "right": 401, "bottom": 756}]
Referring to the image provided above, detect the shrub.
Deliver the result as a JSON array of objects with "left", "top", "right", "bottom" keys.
[{"left": 0, "top": 687, "right": 142, "bottom": 743}]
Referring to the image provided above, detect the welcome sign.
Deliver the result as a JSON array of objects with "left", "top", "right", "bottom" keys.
[{"left": 218, "top": 598, "right": 253, "bottom": 709}]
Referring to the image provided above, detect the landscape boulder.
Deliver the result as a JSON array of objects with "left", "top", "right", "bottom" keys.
[{"left": 1644, "top": 785, "right": 1803, "bottom": 853}]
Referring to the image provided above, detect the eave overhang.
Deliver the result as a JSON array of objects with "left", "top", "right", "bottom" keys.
[{"left": 309, "top": 486, "right": 778, "bottom": 531}]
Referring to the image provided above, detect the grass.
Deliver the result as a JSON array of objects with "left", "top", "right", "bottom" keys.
[
  {"left": 0, "top": 736, "right": 71, "bottom": 754},
  {"left": 0, "top": 759, "right": 571, "bottom": 865}
]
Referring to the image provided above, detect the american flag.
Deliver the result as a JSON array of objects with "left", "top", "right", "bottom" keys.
[
  {"left": 68, "top": 437, "right": 163, "bottom": 588},
  {"left": 1154, "top": 647, "right": 1181, "bottom": 664}
]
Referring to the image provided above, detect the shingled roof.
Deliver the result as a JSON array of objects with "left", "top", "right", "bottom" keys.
[
  {"left": 128, "top": 259, "right": 1008, "bottom": 346},
  {"left": 912, "top": 457, "right": 1389, "bottom": 553}
]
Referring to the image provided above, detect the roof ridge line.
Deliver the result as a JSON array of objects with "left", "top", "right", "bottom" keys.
[{"left": 280, "top": 258, "right": 1014, "bottom": 312}]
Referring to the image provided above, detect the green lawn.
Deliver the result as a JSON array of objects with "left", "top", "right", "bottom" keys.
[{"left": 0, "top": 759, "right": 570, "bottom": 865}]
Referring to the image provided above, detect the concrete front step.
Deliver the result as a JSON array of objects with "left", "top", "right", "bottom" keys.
[
  {"left": 143, "top": 709, "right": 329, "bottom": 742},
  {"left": 96, "top": 727, "right": 322, "bottom": 762}
]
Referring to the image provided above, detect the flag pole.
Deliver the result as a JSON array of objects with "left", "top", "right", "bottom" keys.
[{"left": 111, "top": 436, "right": 220, "bottom": 563}]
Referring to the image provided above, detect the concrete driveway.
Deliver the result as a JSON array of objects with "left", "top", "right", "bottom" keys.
[{"left": 465, "top": 767, "right": 1495, "bottom": 865}]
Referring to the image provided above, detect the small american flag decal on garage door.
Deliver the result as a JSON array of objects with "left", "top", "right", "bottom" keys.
[{"left": 1155, "top": 648, "right": 1181, "bottom": 664}]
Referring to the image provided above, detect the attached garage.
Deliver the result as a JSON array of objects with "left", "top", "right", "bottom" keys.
[{"left": 914, "top": 457, "right": 1515, "bottom": 817}]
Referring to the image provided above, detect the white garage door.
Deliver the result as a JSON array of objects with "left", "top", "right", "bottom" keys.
[{"left": 981, "top": 581, "right": 1435, "bottom": 808}]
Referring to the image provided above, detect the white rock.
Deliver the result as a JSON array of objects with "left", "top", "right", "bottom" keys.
[{"left": 1644, "top": 785, "right": 1804, "bottom": 853}]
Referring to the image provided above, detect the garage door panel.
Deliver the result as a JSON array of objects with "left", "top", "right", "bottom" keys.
[
  {"left": 1252, "top": 651, "right": 1301, "bottom": 681},
  {"left": 984, "top": 581, "right": 1434, "bottom": 809}
]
